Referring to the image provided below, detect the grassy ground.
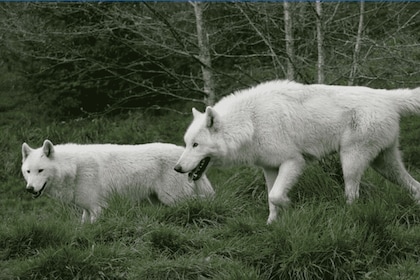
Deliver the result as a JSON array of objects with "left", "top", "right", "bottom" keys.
[{"left": 1, "top": 105, "right": 420, "bottom": 279}]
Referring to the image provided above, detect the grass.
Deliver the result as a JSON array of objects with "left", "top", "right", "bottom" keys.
[{"left": 1, "top": 108, "right": 420, "bottom": 279}]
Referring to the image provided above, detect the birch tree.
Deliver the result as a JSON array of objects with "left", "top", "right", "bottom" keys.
[
  {"left": 191, "top": 2, "right": 216, "bottom": 106},
  {"left": 315, "top": 0, "right": 324, "bottom": 84},
  {"left": 283, "top": 1, "right": 295, "bottom": 80},
  {"left": 348, "top": 0, "right": 365, "bottom": 86}
]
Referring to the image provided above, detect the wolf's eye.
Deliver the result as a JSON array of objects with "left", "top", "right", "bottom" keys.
[
  {"left": 38, "top": 169, "right": 44, "bottom": 173},
  {"left": 192, "top": 143, "right": 198, "bottom": 148},
  {"left": 27, "top": 170, "right": 30, "bottom": 174}
]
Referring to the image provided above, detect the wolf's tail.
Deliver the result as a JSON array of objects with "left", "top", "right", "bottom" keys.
[
  {"left": 193, "top": 175, "right": 215, "bottom": 198},
  {"left": 395, "top": 87, "right": 420, "bottom": 116}
]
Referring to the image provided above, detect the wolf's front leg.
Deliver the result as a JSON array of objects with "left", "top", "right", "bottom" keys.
[
  {"left": 81, "top": 209, "right": 90, "bottom": 224},
  {"left": 266, "top": 157, "right": 305, "bottom": 224},
  {"left": 81, "top": 207, "right": 102, "bottom": 223}
]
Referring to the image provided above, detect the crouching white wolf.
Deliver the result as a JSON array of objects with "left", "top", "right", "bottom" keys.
[
  {"left": 174, "top": 80, "right": 420, "bottom": 224},
  {"left": 22, "top": 140, "right": 214, "bottom": 223}
]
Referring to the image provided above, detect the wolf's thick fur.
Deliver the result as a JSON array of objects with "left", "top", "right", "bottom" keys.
[
  {"left": 174, "top": 80, "right": 420, "bottom": 224},
  {"left": 22, "top": 140, "right": 214, "bottom": 223}
]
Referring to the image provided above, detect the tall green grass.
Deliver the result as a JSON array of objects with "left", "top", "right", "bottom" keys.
[{"left": 1, "top": 111, "right": 420, "bottom": 279}]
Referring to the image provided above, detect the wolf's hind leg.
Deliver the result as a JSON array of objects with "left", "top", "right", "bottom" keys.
[
  {"left": 89, "top": 207, "right": 102, "bottom": 223},
  {"left": 81, "top": 207, "right": 102, "bottom": 224},
  {"left": 340, "top": 149, "right": 372, "bottom": 204},
  {"left": 263, "top": 167, "right": 279, "bottom": 224},
  {"left": 372, "top": 144, "right": 420, "bottom": 202}
]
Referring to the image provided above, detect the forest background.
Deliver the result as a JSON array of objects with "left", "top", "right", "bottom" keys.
[
  {"left": 1, "top": 1, "right": 419, "bottom": 118},
  {"left": 1, "top": 2, "right": 420, "bottom": 279}
]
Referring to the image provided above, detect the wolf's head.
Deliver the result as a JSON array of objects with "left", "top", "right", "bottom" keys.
[
  {"left": 21, "top": 140, "right": 56, "bottom": 198},
  {"left": 174, "top": 106, "right": 223, "bottom": 181}
]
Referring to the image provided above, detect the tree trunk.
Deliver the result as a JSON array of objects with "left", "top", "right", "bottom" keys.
[
  {"left": 283, "top": 1, "right": 295, "bottom": 81},
  {"left": 192, "top": 2, "right": 216, "bottom": 106},
  {"left": 348, "top": 0, "right": 365, "bottom": 86},
  {"left": 315, "top": 0, "right": 325, "bottom": 84}
]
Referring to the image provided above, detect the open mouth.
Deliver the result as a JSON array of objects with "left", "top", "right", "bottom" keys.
[
  {"left": 32, "top": 182, "right": 47, "bottom": 199},
  {"left": 188, "top": 157, "right": 211, "bottom": 181}
]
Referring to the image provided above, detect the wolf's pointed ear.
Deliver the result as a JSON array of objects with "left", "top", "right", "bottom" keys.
[
  {"left": 22, "top": 143, "right": 32, "bottom": 160},
  {"left": 192, "top": 107, "right": 202, "bottom": 119},
  {"left": 42, "top": 139, "right": 55, "bottom": 158},
  {"left": 205, "top": 106, "right": 219, "bottom": 130}
]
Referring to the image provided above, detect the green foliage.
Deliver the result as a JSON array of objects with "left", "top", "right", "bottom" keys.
[
  {"left": 0, "top": 221, "right": 67, "bottom": 260},
  {"left": 159, "top": 198, "right": 230, "bottom": 227},
  {"left": 2, "top": 111, "right": 420, "bottom": 279},
  {"left": 19, "top": 246, "right": 130, "bottom": 280}
]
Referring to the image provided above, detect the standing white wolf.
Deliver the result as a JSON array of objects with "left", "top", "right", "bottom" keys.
[
  {"left": 22, "top": 140, "right": 214, "bottom": 223},
  {"left": 174, "top": 80, "right": 420, "bottom": 224}
]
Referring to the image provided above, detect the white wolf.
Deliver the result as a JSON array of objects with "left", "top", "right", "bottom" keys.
[
  {"left": 174, "top": 80, "right": 420, "bottom": 224},
  {"left": 22, "top": 140, "right": 214, "bottom": 223}
]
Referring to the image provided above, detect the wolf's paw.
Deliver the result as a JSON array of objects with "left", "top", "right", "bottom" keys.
[
  {"left": 345, "top": 190, "right": 359, "bottom": 205},
  {"left": 266, "top": 214, "right": 278, "bottom": 225},
  {"left": 414, "top": 192, "right": 420, "bottom": 204}
]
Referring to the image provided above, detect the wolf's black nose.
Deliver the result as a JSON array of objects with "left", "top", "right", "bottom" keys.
[
  {"left": 174, "top": 165, "right": 183, "bottom": 173},
  {"left": 26, "top": 186, "right": 35, "bottom": 193}
]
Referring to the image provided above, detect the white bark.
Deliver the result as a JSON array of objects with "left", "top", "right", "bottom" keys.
[
  {"left": 315, "top": 0, "right": 324, "bottom": 84},
  {"left": 348, "top": 0, "right": 365, "bottom": 86},
  {"left": 283, "top": 1, "right": 295, "bottom": 80},
  {"left": 191, "top": 2, "right": 216, "bottom": 106}
]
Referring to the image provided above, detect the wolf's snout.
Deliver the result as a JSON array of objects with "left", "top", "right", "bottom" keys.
[
  {"left": 26, "top": 186, "right": 35, "bottom": 194},
  {"left": 174, "top": 164, "right": 184, "bottom": 173}
]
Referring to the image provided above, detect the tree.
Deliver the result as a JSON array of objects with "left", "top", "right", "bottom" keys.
[
  {"left": 283, "top": 1, "right": 295, "bottom": 80},
  {"left": 315, "top": 0, "right": 325, "bottom": 84},
  {"left": 348, "top": 0, "right": 365, "bottom": 86},
  {"left": 236, "top": 4, "right": 285, "bottom": 78},
  {"left": 191, "top": 2, "right": 216, "bottom": 105},
  {"left": 1, "top": 3, "right": 209, "bottom": 117},
  {"left": 1, "top": 2, "right": 419, "bottom": 120}
]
